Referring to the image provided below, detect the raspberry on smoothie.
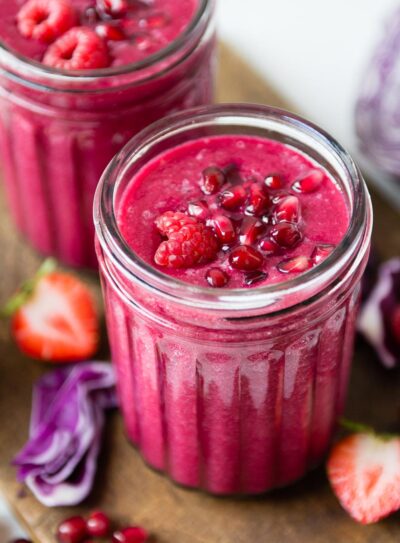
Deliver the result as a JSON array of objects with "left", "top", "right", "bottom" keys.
[{"left": 118, "top": 135, "right": 350, "bottom": 289}]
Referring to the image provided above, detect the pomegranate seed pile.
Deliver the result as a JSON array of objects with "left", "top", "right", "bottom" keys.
[
  {"left": 154, "top": 165, "right": 336, "bottom": 288},
  {"left": 16, "top": 0, "right": 173, "bottom": 69}
]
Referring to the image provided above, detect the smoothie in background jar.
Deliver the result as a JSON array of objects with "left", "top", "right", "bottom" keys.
[
  {"left": 94, "top": 105, "right": 372, "bottom": 495},
  {"left": 0, "top": 0, "right": 215, "bottom": 268}
]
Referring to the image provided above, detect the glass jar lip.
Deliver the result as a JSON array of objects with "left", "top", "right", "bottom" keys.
[
  {"left": 94, "top": 104, "right": 373, "bottom": 312},
  {"left": 0, "top": 0, "right": 210, "bottom": 83}
]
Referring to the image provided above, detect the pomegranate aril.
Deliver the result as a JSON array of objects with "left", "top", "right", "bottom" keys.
[
  {"left": 264, "top": 174, "right": 283, "bottom": 190},
  {"left": 97, "top": 0, "right": 128, "bottom": 17},
  {"left": 277, "top": 256, "right": 313, "bottom": 274},
  {"left": 111, "top": 526, "right": 149, "bottom": 543},
  {"left": 86, "top": 511, "right": 111, "bottom": 538},
  {"left": 269, "top": 222, "right": 302, "bottom": 248},
  {"left": 292, "top": 169, "right": 324, "bottom": 193},
  {"left": 219, "top": 185, "right": 246, "bottom": 210},
  {"left": 229, "top": 246, "right": 263, "bottom": 271},
  {"left": 258, "top": 237, "right": 278, "bottom": 255},
  {"left": 311, "top": 243, "right": 335, "bottom": 265},
  {"left": 212, "top": 214, "right": 236, "bottom": 244},
  {"left": 239, "top": 217, "right": 264, "bottom": 245},
  {"left": 201, "top": 166, "right": 226, "bottom": 195},
  {"left": 274, "top": 195, "right": 300, "bottom": 223},
  {"left": 188, "top": 200, "right": 209, "bottom": 221},
  {"left": 224, "top": 163, "right": 243, "bottom": 185},
  {"left": 95, "top": 23, "right": 125, "bottom": 40},
  {"left": 244, "top": 270, "right": 268, "bottom": 286},
  {"left": 57, "top": 516, "right": 87, "bottom": 543},
  {"left": 246, "top": 183, "right": 270, "bottom": 216},
  {"left": 206, "top": 267, "right": 229, "bottom": 288}
]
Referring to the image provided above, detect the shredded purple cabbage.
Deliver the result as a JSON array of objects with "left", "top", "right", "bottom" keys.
[
  {"left": 358, "top": 258, "right": 400, "bottom": 368},
  {"left": 355, "top": 8, "right": 400, "bottom": 176},
  {"left": 13, "top": 362, "right": 117, "bottom": 507}
]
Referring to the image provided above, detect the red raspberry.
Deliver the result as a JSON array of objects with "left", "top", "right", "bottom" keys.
[
  {"left": 155, "top": 211, "right": 198, "bottom": 236},
  {"left": 43, "top": 27, "right": 110, "bottom": 70},
  {"left": 17, "top": 0, "right": 77, "bottom": 43},
  {"left": 154, "top": 214, "right": 219, "bottom": 269}
]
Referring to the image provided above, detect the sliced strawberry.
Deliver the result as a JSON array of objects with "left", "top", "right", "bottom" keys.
[
  {"left": 327, "top": 429, "right": 400, "bottom": 524},
  {"left": 5, "top": 263, "right": 98, "bottom": 362},
  {"left": 17, "top": 0, "right": 77, "bottom": 43}
]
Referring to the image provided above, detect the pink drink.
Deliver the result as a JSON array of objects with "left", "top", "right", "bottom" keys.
[
  {"left": 94, "top": 105, "right": 372, "bottom": 494},
  {"left": 0, "top": 0, "right": 215, "bottom": 268}
]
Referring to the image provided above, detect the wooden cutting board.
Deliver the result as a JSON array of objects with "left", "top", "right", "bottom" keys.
[{"left": 0, "top": 43, "right": 399, "bottom": 543}]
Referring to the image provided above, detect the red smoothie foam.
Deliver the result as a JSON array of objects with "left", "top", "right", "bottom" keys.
[
  {"left": 95, "top": 110, "right": 372, "bottom": 495},
  {"left": 118, "top": 135, "right": 349, "bottom": 288},
  {"left": 0, "top": 0, "right": 214, "bottom": 268}
]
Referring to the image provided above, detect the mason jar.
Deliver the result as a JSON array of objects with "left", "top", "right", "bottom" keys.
[
  {"left": 0, "top": 0, "right": 216, "bottom": 268},
  {"left": 94, "top": 105, "right": 372, "bottom": 494}
]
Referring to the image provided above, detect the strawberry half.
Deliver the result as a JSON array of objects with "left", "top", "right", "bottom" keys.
[
  {"left": 2, "top": 260, "right": 98, "bottom": 362},
  {"left": 327, "top": 423, "right": 400, "bottom": 524}
]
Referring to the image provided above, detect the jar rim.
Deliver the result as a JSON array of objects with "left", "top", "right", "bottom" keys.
[
  {"left": 0, "top": 0, "right": 211, "bottom": 85},
  {"left": 94, "top": 104, "right": 373, "bottom": 313}
]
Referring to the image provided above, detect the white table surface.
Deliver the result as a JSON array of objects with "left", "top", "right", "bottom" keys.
[{"left": 1, "top": 0, "right": 398, "bottom": 538}]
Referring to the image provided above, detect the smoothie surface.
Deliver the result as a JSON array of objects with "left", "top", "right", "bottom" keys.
[
  {"left": 118, "top": 135, "right": 350, "bottom": 289},
  {"left": 0, "top": 0, "right": 198, "bottom": 67}
]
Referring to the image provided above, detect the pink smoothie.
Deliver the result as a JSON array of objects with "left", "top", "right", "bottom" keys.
[
  {"left": 0, "top": 0, "right": 214, "bottom": 268},
  {"left": 118, "top": 135, "right": 349, "bottom": 288},
  {"left": 96, "top": 132, "right": 368, "bottom": 495}
]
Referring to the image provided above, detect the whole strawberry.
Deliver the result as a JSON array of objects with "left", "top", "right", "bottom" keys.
[
  {"left": 1, "top": 259, "right": 99, "bottom": 362},
  {"left": 327, "top": 420, "right": 400, "bottom": 524}
]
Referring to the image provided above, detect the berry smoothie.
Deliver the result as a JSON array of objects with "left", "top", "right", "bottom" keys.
[
  {"left": 0, "top": 0, "right": 215, "bottom": 267},
  {"left": 94, "top": 106, "right": 372, "bottom": 494}
]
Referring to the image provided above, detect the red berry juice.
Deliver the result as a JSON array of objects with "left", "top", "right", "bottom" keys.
[
  {"left": 0, "top": 0, "right": 215, "bottom": 267},
  {"left": 94, "top": 106, "right": 372, "bottom": 494}
]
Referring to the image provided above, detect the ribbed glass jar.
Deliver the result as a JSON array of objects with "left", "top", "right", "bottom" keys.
[
  {"left": 0, "top": 0, "right": 216, "bottom": 268},
  {"left": 94, "top": 105, "right": 372, "bottom": 494}
]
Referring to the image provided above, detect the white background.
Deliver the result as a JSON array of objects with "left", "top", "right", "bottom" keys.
[{"left": 1, "top": 0, "right": 398, "bottom": 537}]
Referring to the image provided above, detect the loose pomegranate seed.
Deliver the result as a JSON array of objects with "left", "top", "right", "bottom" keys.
[
  {"left": 212, "top": 214, "right": 236, "bottom": 244},
  {"left": 311, "top": 243, "right": 335, "bottom": 265},
  {"left": 229, "top": 246, "right": 264, "bottom": 271},
  {"left": 188, "top": 200, "right": 209, "bottom": 221},
  {"left": 97, "top": 0, "right": 128, "bottom": 17},
  {"left": 277, "top": 256, "right": 313, "bottom": 274},
  {"left": 224, "top": 163, "right": 243, "bottom": 185},
  {"left": 264, "top": 174, "right": 283, "bottom": 190},
  {"left": 274, "top": 195, "right": 300, "bottom": 223},
  {"left": 391, "top": 306, "right": 400, "bottom": 342},
  {"left": 219, "top": 185, "right": 247, "bottom": 210},
  {"left": 86, "top": 511, "right": 111, "bottom": 538},
  {"left": 258, "top": 237, "right": 278, "bottom": 255},
  {"left": 244, "top": 270, "right": 268, "bottom": 286},
  {"left": 292, "top": 169, "right": 324, "bottom": 193},
  {"left": 57, "top": 516, "right": 87, "bottom": 543},
  {"left": 206, "top": 267, "right": 229, "bottom": 288},
  {"left": 269, "top": 222, "right": 302, "bottom": 248},
  {"left": 201, "top": 166, "right": 226, "bottom": 195},
  {"left": 95, "top": 23, "right": 125, "bottom": 40},
  {"left": 239, "top": 217, "right": 264, "bottom": 245},
  {"left": 111, "top": 526, "right": 149, "bottom": 543},
  {"left": 246, "top": 183, "right": 270, "bottom": 216}
]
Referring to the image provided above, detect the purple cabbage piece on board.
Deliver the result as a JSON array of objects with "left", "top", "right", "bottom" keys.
[
  {"left": 358, "top": 258, "right": 400, "bottom": 368},
  {"left": 13, "top": 362, "right": 117, "bottom": 506}
]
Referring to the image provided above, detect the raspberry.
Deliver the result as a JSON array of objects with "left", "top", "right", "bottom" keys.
[
  {"left": 154, "top": 214, "right": 219, "bottom": 269},
  {"left": 17, "top": 0, "right": 77, "bottom": 43},
  {"left": 155, "top": 211, "right": 198, "bottom": 236},
  {"left": 43, "top": 27, "right": 110, "bottom": 70}
]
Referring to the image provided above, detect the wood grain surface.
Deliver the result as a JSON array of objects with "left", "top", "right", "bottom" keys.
[{"left": 0, "top": 43, "right": 399, "bottom": 543}]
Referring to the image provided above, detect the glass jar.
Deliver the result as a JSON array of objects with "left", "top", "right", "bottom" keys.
[
  {"left": 94, "top": 105, "right": 372, "bottom": 495},
  {"left": 0, "top": 0, "right": 216, "bottom": 268}
]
